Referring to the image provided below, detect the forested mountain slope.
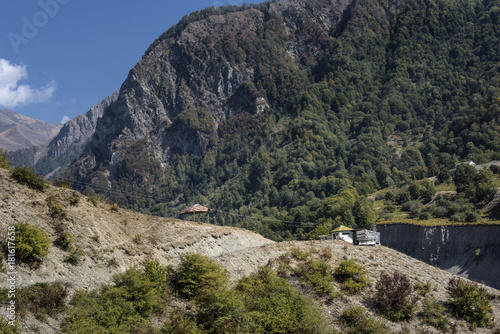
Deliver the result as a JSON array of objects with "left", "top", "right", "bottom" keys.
[{"left": 65, "top": 0, "right": 500, "bottom": 240}]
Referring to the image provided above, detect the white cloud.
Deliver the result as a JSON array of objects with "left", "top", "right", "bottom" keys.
[
  {"left": 60, "top": 115, "right": 70, "bottom": 124},
  {"left": 0, "top": 59, "right": 57, "bottom": 108}
]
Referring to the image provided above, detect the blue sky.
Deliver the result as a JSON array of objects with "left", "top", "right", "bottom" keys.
[{"left": 0, "top": 0, "right": 264, "bottom": 124}]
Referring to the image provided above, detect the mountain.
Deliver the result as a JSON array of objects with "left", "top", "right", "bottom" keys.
[
  {"left": 0, "top": 167, "right": 498, "bottom": 333},
  {"left": 0, "top": 109, "right": 61, "bottom": 151},
  {"left": 65, "top": 0, "right": 500, "bottom": 240},
  {"left": 7, "top": 90, "right": 119, "bottom": 177}
]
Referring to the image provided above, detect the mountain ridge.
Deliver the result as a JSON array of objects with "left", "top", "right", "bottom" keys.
[
  {"left": 7, "top": 90, "right": 119, "bottom": 178},
  {"left": 0, "top": 109, "right": 62, "bottom": 151}
]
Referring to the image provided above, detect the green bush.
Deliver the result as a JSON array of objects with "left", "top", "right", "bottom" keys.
[
  {"left": 194, "top": 286, "right": 245, "bottom": 333},
  {"left": 63, "top": 267, "right": 161, "bottom": 333},
  {"left": 296, "top": 260, "right": 337, "bottom": 298},
  {"left": 447, "top": 278, "right": 493, "bottom": 328},
  {"left": 414, "top": 281, "right": 432, "bottom": 297},
  {"left": 420, "top": 297, "right": 449, "bottom": 332},
  {"left": 12, "top": 166, "right": 47, "bottom": 191},
  {"left": 69, "top": 193, "right": 80, "bottom": 205},
  {"left": 89, "top": 194, "right": 106, "bottom": 207},
  {"left": 375, "top": 271, "right": 415, "bottom": 321},
  {"left": 17, "top": 282, "right": 68, "bottom": 321},
  {"left": 340, "top": 306, "right": 389, "bottom": 334},
  {"left": 171, "top": 253, "right": 229, "bottom": 298},
  {"left": 0, "top": 148, "right": 11, "bottom": 170},
  {"left": 54, "top": 232, "right": 74, "bottom": 250},
  {"left": 290, "top": 246, "right": 310, "bottom": 260},
  {"left": 334, "top": 259, "right": 369, "bottom": 295},
  {"left": 0, "top": 319, "right": 19, "bottom": 334},
  {"left": 172, "top": 108, "right": 215, "bottom": 133},
  {"left": 144, "top": 260, "right": 168, "bottom": 288},
  {"left": 65, "top": 246, "right": 85, "bottom": 265},
  {"left": 161, "top": 309, "right": 203, "bottom": 334},
  {"left": 236, "top": 266, "right": 334, "bottom": 333},
  {"left": 50, "top": 203, "right": 67, "bottom": 219},
  {"left": 15, "top": 222, "right": 51, "bottom": 264}
]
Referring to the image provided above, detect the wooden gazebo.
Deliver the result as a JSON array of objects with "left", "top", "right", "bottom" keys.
[{"left": 179, "top": 204, "right": 210, "bottom": 222}]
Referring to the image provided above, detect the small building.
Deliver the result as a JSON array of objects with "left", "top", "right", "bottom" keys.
[
  {"left": 179, "top": 204, "right": 210, "bottom": 222},
  {"left": 331, "top": 225, "right": 354, "bottom": 243},
  {"left": 353, "top": 229, "right": 380, "bottom": 246}
]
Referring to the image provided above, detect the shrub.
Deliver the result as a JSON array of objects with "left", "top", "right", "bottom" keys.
[
  {"left": 309, "top": 225, "right": 331, "bottom": 240},
  {"left": 414, "top": 281, "right": 432, "bottom": 297},
  {"left": 334, "top": 259, "right": 369, "bottom": 295},
  {"left": 63, "top": 267, "right": 161, "bottom": 333},
  {"left": 276, "top": 253, "right": 292, "bottom": 277},
  {"left": 420, "top": 296, "right": 449, "bottom": 332},
  {"left": 320, "top": 246, "right": 333, "bottom": 259},
  {"left": 15, "top": 222, "right": 51, "bottom": 264},
  {"left": 65, "top": 246, "right": 85, "bottom": 265},
  {"left": 0, "top": 318, "right": 19, "bottom": 333},
  {"left": 395, "top": 189, "right": 411, "bottom": 205},
  {"left": 50, "top": 203, "right": 67, "bottom": 219},
  {"left": 12, "top": 166, "right": 47, "bottom": 191},
  {"left": 69, "top": 193, "right": 80, "bottom": 205},
  {"left": 194, "top": 286, "right": 245, "bottom": 333},
  {"left": 297, "top": 260, "right": 337, "bottom": 298},
  {"left": 89, "top": 194, "right": 106, "bottom": 207},
  {"left": 17, "top": 282, "right": 68, "bottom": 320},
  {"left": 384, "top": 191, "right": 394, "bottom": 201},
  {"left": 375, "top": 271, "right": 415, "bottom": 321},
  {"left": 171, "top": 253, "right": 229, "bottom": 298},
  {"left": 340, "top": 306, "right": 389, "bottom": 334},
  {"left": 110, "top": 203, "right": 119, "bottom": 212},
  {"left": 54, "top": 232, "right": 74, "bottom": 250},
  {"left": 290, "top": 246, "right": 310, "bottom": 261},
  {"left": 447, "top": 278, "right": 493, "bottom": 328},
  {"left": 236, "top": 266, "right": 333, "bottom": 333},
  {"left": 0, "top": 148, "right": 11, "bottom": 170},
  {"left": 161, "top": 309, "right": 203, "bottom": 334},
  {"left": 145, "top": 260, "right": 168, "bottom": 288}
]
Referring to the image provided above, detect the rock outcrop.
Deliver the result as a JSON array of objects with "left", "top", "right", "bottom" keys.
[
  {"left": 375, "top": 223, "right": 500, "bottom": 290},
  {"left": 7, "top": 91, "right": 118, "bottom": 178},
  {"left": 71, "top": 0, "right": 352, "bottom": 184}
]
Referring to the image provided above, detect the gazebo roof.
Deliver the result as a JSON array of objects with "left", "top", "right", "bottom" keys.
[
  {"left": 179, "top": 204, "right": 210, "bottom": 215},
  {"left": 332, "top": 225, "right": 353, "bottom": 232}
]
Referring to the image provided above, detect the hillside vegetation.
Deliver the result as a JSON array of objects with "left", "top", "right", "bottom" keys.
[
  {"left": 63, "top": 0, "right": 500, "bottom": 241},
  {"left": 0, "top": 167, "right": 499, "bottom": 333}
]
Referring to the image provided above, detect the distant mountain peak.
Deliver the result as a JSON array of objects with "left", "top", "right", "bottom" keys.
[{"left": 0, "top": 109, "right": 62, "bottom": 151}]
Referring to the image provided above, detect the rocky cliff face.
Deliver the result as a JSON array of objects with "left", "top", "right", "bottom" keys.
[
  {"left": 46, "top": 90, "right": 119, "bottom": 159},
  {"left": 7, "top": 91, "right": 118, "bottom": 178},
  {"left": 375, "top": 224, "right": 500, "bottom": 290},
  {"left": 71, "top": 0, "right": 352, "bottom": 184},
  {"left": 0, "top": 109, "right": 61, "bottom": 151}
]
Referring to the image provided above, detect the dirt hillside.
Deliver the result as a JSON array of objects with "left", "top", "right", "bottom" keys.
[{"left": 0, "top": 168, "right": 499, "bottom": 333}]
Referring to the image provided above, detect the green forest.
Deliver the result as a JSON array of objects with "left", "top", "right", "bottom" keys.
[{"left": 69, "top": 0, "right": 500, "bottom": 240}]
